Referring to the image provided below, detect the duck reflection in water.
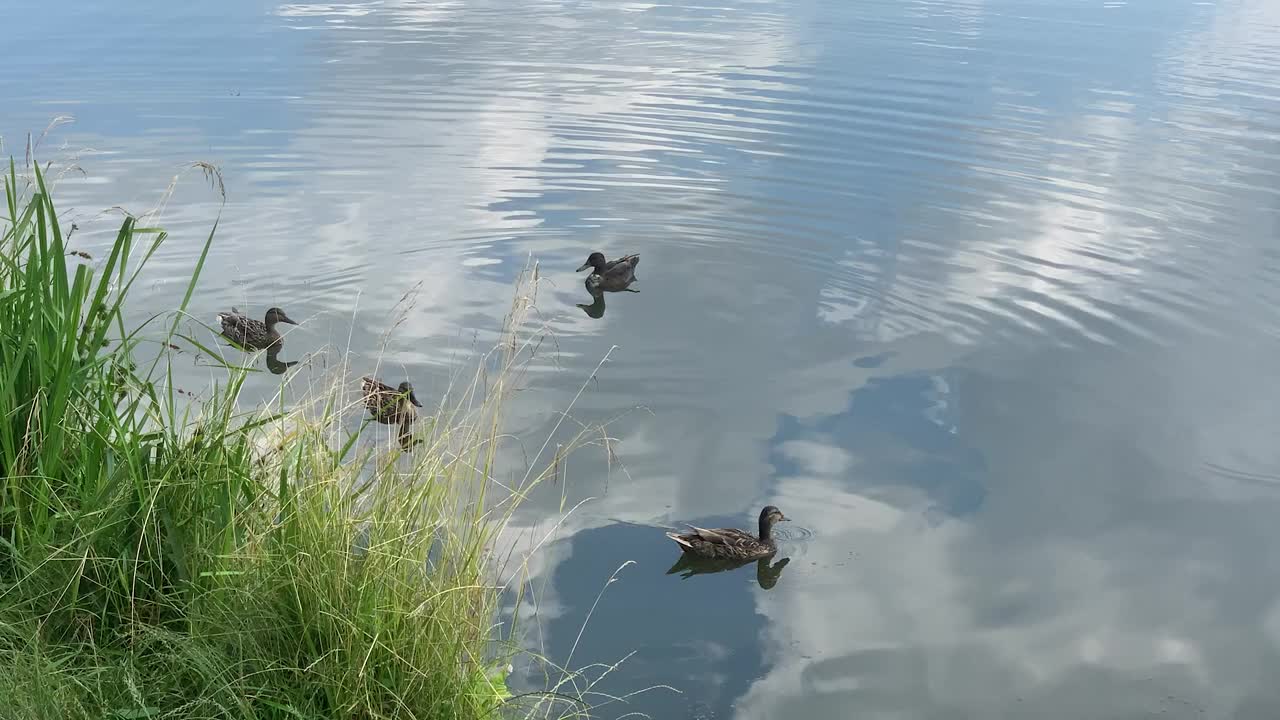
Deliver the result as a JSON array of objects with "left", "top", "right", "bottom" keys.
[
  {"left": 576, "top": 278, "right": 639, "bottom": 320},
  {"left": 665, "top": 554, "right": 791, "bottom": 590},
  {"left": 577, "top": 289, "right": 608, "bottom": 318},
  {"left": 264, "top": 346, "right": 298, "bottom": 375}
]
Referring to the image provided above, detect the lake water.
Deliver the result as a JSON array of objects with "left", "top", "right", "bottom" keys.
[{"left": 7, "top": 0, "right": 1280, "bottom": 717}]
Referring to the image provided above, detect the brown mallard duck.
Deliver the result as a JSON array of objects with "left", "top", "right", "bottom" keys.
[
  {"left": 361, "top": 377, "right": 423, "bottom": 449},
  {"left": 216, "top": 306, "right": 298, "bottom": 351},
  {"left": 577, "top": 251, "right": 639, "bottom": 292},
  {"left": 361, "top": 377, "right": 421, "bottom": 425},
  {"left": 665, "top": 506, "right": 789, "bottom": 561}
]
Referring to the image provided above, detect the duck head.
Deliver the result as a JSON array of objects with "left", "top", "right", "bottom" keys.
[
  {"left": 758, "top": 505, "right": 789, "bottom": 539},
  {"left": 576, "top": 252, "right": 607, "bottom": 273},
  {"left": 264, "top": 307, "right": 299, "bottom": 326},
  {"left": 397, "top": 381, "right": 423, "bottom": 407}
]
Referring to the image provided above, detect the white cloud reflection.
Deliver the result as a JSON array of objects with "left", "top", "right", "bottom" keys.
[{"left": 15, "top": 0, "right": 1280, "bottom": 717}]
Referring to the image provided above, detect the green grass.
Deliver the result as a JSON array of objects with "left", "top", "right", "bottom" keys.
[{"left": 0, "top": 157, "right": 581, "bottom": 719}]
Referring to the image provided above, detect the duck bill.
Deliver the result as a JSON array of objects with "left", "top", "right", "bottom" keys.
[
  {"left": 576, "top": 262, "right": 592, "bottom": 272},
  {"left": 280, "top": 314, "right": 299, "bottom": 325},
  {"left": 409, "top": 391, "right": 422, "bottom": 408}
]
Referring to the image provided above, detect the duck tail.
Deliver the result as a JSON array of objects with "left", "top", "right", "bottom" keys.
[{"left": 665, "top": 531, "right": 693, "bottom": 549}]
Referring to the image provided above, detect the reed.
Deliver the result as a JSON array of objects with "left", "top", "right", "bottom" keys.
[{"left": 0, "top": 157, "right": 569, "bottom": 719}]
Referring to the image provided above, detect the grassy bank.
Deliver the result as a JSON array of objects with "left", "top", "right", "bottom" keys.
[{"left": 0, "top": 159, "right": 566, "bottom": 719}]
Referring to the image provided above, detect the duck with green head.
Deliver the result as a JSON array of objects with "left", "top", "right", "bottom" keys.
[
  {"left": 665, "top": 506, "right": 789, "bottom": 561},
  {"left": 577, "top": 251, "right": 639, "bottom": 293},
  {"left": 216, "top": 306, "right": 298, "bottom": 351}
]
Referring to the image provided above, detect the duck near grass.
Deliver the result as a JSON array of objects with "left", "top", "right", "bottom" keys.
[
  {"left": 360, "top": 377, "right": 422, "bottom": 425},
  {"left": 360, "top": 377, "right": 423, "bottom": 449},
  {"left": 216, "top": 306, "right": 298, "bottom": 351}
]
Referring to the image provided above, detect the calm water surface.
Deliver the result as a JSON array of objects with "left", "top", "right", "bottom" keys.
[{"left": 7, "top": 0, "right": 1280, "bottom": 717}]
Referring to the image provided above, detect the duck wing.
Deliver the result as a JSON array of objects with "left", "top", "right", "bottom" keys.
[
  {"left": 688, "top": 525, "right": 756, "bottom": 545},
  {"left": 361, "top": 376, "right": 397, "bottom": 395},
  {"left": 605, "top": 254, "right": 639, "bottom": 270},
  {"left": 667, "top": 524, "right": 770, "bottom": 560},
  {"left": 361, "top": 376, "right": 412, "bottom": 422},
  {"left": 361, "top": 376, "right": 394, "bottom": 407},
  {"left": 217, "top": 310, "right": 250, "bottom": 341},
  {"left": 606, "top": 254, "right": 638, "bottom": 278}
]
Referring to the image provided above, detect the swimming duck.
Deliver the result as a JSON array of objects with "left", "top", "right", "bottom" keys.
[
  {"left": 361, "top": 377, "right": 423, "bottom": 449},
  {"left": 577, "top": 251, "right": 639, "bottom": 292},
  {"left": 665, "top": 506, "right": 789, "bottom": 561},
  {"left": 216, "top": 307, "right": 298, "bottom": 351},
  {"left": 360, "top": 377, "right": 422, "bottom": 425}
]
